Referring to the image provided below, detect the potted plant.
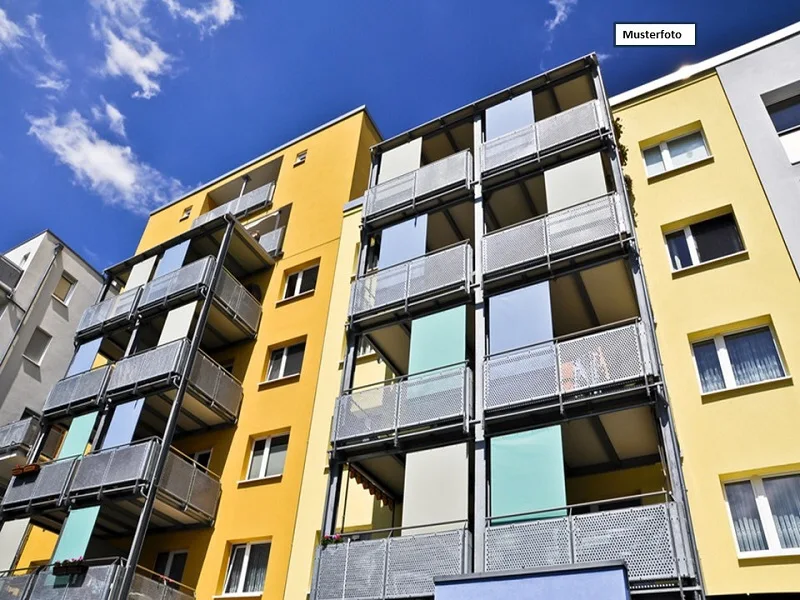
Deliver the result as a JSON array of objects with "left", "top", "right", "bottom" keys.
[
  {"left": 11, "top": 463, "right": 40, "bottom": 477},
  {"left": 52, "top": 557, "right": 88, "bottom": 577},
  {"left": 321, "top": 534, "right": 344, "bottom": 547}
]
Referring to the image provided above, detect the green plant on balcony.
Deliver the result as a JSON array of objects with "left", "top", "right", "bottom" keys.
[
  {"left": 52, "top": 556, "right": 88, "bottom": 577},
  {"left": 321, "top": 534, "right": 344, "bottom": 547},
  {"left": 613, "top": 116, "right": 637, "bottom": 224}
]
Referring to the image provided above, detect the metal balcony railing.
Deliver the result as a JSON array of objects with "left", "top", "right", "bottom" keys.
[
  {"left": 481, "top": 100, "right": 606, "bottom": 174},
  {"left": 0, "top": 417, "right": 40, "bottom": 455},
  {"left": 0, "top": 255, "right": 22, "bottom": 292},
  {"left": 484, "top": 493, "right": 694, "bottom": 584},
  {"left": 483, "top": 321, "right": 652, "bottom": 414},
  {"left": 76, "top": 286, "right": 141, "bottom": 340},
  {"left": 106, "top": 340, "right": 187, "bottom": 400},
  {"left": 258, "top": 226, "right": 285, "bottom": 257},
  {"left": 130, "top": 570, "right": 195, "bottom": 600},
  {"left": 214, "top": 269, "right": 262, "bottom": 336},
  {"left": 189, "top": 350, "right": 243, "bottom": 422},
  {"left": 314, "top": 526, "right": 471, "bottom": 600},
  {"left": 349, "top": 243, "right": 472, "bottom": 320},
  {"left": 364, "top": 150, "right": 473, "bottom": 224},
  {"left": 0, "top": 455, "right": 78, "bottom": 515},
  {"left": 482, "top": 193, "right": 628, "bottom": 277},
  {"left": 69, "top": 438, "right": 221, "bottom": 523},
  {"left": 43, "top": 364, "right": 112, "bottom": 419},
  {"left": 333, "top": 364, "right": 472, "bottom": 447},
  {"left": 192, "top": 182, "right": 274, "bottom": 229},
  {"left": 138, "top": 256, "right": 215, "bottom": 315}
]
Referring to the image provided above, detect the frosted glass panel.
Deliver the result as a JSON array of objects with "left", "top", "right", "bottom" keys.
[
  {"left": 378, "top": 138, "right": 422, "bottom": 182},
  {"left": 544, "top": 153, "right": 608, "bottom": 212},
  {"left": 67, "top": 338, "right": 103, "bottom": 376},
  {"left": 58, "top": 413, "right": 96, "bottom": 459},
  {"left": 125, "top": 256, "right": 157, "bottom": 290},
  {"left": 377, "top": 216, "right": 427, "bottom": 269},
  {"left": 101, "top": 399, "right": 144, "bottom": 449},
  {"left": 489, "top": 283, "right": 552, "bottom": 354},
  {"left": 153, "top": 241, "right": 190, "bottom": 279},
  {"left": 486, "top": 92, "right": 534, "bottom": 140},
  {"left": 408, "top": 306, "right": 465, "bottom": 373}
]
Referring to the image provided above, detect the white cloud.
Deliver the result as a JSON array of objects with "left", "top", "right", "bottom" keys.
[
  {"left": 35, "top": 74, "right": 69, "bottom": 91},
  {"left": 27, "top": 110, "right": 185, "bottom": 215},
  {"left": 92, "top": 96, "right": 127, "bottom": 137},
  {"left": 0, "top": 8, "right": 26, "bottom": 50},
  {"left": 101, "top": 27, "right": 170, "bottom": 98},
  {"left": 161, "top": 0, "right": 236, "bottom": 31},
  {"left": 596, "top": 52, "right": 613, "bottom": 63},
  {"left": 544, "top": 0, "right": 577, "bottom": 32},
  {"left": 27, "top": 14, "right": 67, "bottom": 73}
]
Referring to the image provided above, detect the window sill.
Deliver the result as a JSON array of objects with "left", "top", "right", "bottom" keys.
[
  {"left": 237, "top": 474, "right": 283, "bottom": 487},
  {"left": 21, "top": 355, "right": 43, "bottom": 368},
  {"left": 738, "top": 548, "right": 800, "bottom": 560},
  {"left": 701, "top": 376, "right": 793, "bottom": 402},
  {"left": 275, "top": 289, "right": 315, "bottom": 307},
  {"left": 258, "top": 373, "right": 300, "bottom": 389},
  {"left": 647, "top": 155, "right": 714, "bottom": 182},
  {"left": 671, "top": 250, "right": 749, "bottom": 278},
  {"left": 51, "top": 295, "right": 71, "bottom": 308},
  {"left": 213, "top": 593, "right": 263, "bottom": 599}
]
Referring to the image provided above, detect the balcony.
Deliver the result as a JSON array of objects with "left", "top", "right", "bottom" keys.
[
  {"left": 75, "top": 286, "right": 141, "bottom": 342},
  {"left": 106, "top": 340, "right": 243, "bottom": 430},
  {"left": 482, "top": 193, "right": 629, "bottom": 284},
  {"left": 349, "top": 243, "right": 472, "bottom": 329},
  {"left": 483, "top": 321, "right": 653, "bottom": 420},
  {"left": 314, "top": 528, "right": 471, "bottom": 600},
  {"left": 69, "top": 438, "right": 221, "bottom": 530},
  {"left": 43, "top": 365, "right": 112, "bottom": 420},
  {"left": 480, "top": 100, "right": 607, "bottom": 177},
  {"left": 484, "top": 497, "right": 694, "bottom": 587},
  {"left": 258, "top": 225, "right": 285, "bottom": 258},
  {"left": 192, "top": 182, "right": 274, "bottom": 229},
  {"left": 137, "top": 256, "right": 261, "bottom": 342},
  {"left": 0, "top": 455, "right": 78, "bottom": 520},
  {"left": 0, "top": 417, "right": 41, "bottom": 483},
  {"left": 333, "top": 364, "right": 472, "bottom": 454},
  {"left": 0, "top": 254, "right": 22, "bottom": 293},
  {"left": 364, "top": 150, "right": 473, "bottom": 229}
]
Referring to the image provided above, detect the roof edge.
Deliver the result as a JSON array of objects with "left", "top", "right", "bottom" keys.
[
  {"left": 611, "top": 21, "right": 800, "bottom": 107},
  {"left": 4, "top": 230, "right": 104, "bottom": 279}
]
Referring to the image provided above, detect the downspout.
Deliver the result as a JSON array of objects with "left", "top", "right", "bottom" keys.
[{"left": 0, "top": 243, "right": 63, "bottom": 374}]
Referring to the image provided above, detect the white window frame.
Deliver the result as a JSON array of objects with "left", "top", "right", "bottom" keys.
[
  {"left": 155, "top": 549, "right": 188, "bottom": 582},
  {"left": 22, "top": 327, "right": 52, "bottom": 366},
  {"left": 642, "top": 129, "right": 711, "bottom": 177},
  {"left": 691, "top": 324, "right": 787, "bottom": 394},
  {"left": 245, "top": 435, "right": 288, "bottom": 481},
  {"left": 723, "top": 473, "right": 800, "bottom": 558},
  {"left": 52, "top": 272, "right": 77, "bottom": 305},
  {"left": 265, "top": 343, "right": 304, "bottom": 382},
  {"left": 192, "top": 449, "right": 212, "bottom": 469},
  {"left": 663, "top": 213, "right": 745, "bottom": 272},
  {"left": 294, "top": 150, "right": 307, "bottom": 166},
  {"left": 221, "top": 540, "right": 271, "bottom": 596},
  {"left": 179, "top": 206, "right": 192, "bottom": 221},
  {"left": 283, "top": 265, "right": 318, "bottom": 300}
]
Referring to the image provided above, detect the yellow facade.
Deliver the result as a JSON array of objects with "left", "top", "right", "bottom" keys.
[{"left": 615, "top": 73, "right": 800, "bottom": 595}]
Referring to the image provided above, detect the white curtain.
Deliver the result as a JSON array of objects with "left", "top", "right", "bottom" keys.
[
  {"left": 693, "top": 340, "right": 725, "bottom": 393},
  {"left": 763, "top": 476, "right": 800, "bottom": 549},
  {"left": 726, "top": 328, "right": 784, "bottom": 386},
  {"left": 243, "top": 543, "right": 270, "bottom": 592},
  {"left": 726, "top": 482, "right": 768, "bottom": 552}
]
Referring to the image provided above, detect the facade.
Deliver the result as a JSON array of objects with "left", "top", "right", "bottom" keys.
[
  {"left": 0, "top": 231, "right": 103, "bottom": 570},
  {"left": 307, "top": 55, "right": 703, "bottom": 600},
  {"left": 612, "top": 24, "right": 800, "bottom": 598},
  {"left": 0, "top": 107, "right": 379, "bottom": 599}
]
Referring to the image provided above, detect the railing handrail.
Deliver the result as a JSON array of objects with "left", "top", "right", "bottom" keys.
[
  {"left": 114, "top": 338, "right": 187, "bottom": 362},
  {"left": 328, "top": 518, "right": 469, "bottom": 540},
  {"left": 0, "top": 415, "right": 35, "bottom": 434},
  {"left": 483, "top": 191, "right": 618, "bottom": 237},
  {"left": 134, "top": 563, "right": 196, "bottom": 596},
  {"left": 142, "top": 255, "right": 214, "bottom": 290},
  {"left": 218, "top": 266, "right": 260, "bottom": 305},
  {"left": 485, "top": 317, "right": 642, "bottom": 361},
  {"left": 354, "top": 240, "right": 471, "bottom": 281},
  {"left": 485, "top": 490, "right": 673, "bottom": 524},
  {"left": 52, "top": 362, "right": 111, "bottom": 383},
  {"left": 342, "top": 360, "right": 470, "bottom": 394},
  {"left": 368, "top": 148, "right": 472, "bottom": 193}
]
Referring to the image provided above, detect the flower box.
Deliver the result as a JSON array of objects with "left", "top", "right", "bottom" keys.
[
  {"left": 52, "top": 563, "right": 88, "bottom": 577},
  {"left": 11, "top": 463, "right": 40, "bottom": 477}
]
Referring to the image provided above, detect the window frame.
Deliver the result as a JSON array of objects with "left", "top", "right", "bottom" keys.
[
  {"left": 154, "top": 549, "right": 188, "bottom": 583},
  {"left": 282, "top": 265, "right": 319, "bottom": 300},
  {"left": 724, "top": 473, "right": 800, "bottom": 558},
  {"left": 179, "top": 206, "right": 192, "bottom": 221},
  {"left": 23, "top": 327, "right": 52, "bottom": 366},
  {"left": 245, "top": 434, "right": 289, "bottom": 482},
  {"left": 691, "top": 324, "right": 788, "bottom": 394},
  {"left": 192, "top": 449, "right": 212, "bottom": 470},
  {"left": 264, "top": 342, "right": 305, "bottom": 382},
  {"left": 642, "top": 129, "right": 711, "bottom": 177},
  {"left": 52, "top": 272, "right": 77, "bottom": 305},
  {"left": 294, "top": 150, "right": 308, "bottom": 166},
  {"left": 766, "top": 94, "right": 800, "bottom": 136},
  {"left": 221, "top": 540, "right": 271, "bottom": 596},
  {"left": 663, "top": 212, "right": 745, "bottom": 272}
]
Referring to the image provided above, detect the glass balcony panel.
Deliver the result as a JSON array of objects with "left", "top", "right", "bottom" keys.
[
  {"left": 43, "top": 365, "right": 111, "bottom": 418},
  {"left": 0, "top": 417, "right": 39, "bottom": 454},
  {"left": 106, "top": 341, "right": 187, "bottom": 399},
  {"left": 192, "top": 183, "right": 274, "bottom": 229},
  {"left": 0, "top": 255, "right": 22, "bottom": 291}
]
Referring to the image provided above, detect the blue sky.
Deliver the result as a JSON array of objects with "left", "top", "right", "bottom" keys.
[{"left": 1, "top": 1, "right": 798, "bottom": 271}]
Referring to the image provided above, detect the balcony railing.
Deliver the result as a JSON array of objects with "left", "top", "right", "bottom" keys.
[
  {"left": 192, "top": 182, "right": 274, "bottom": 229},
  {"left": 1, "top": 455, "right": 78, "bottom": 516},
  {"left": 314, "top": 527, "right": 471, "bottom": 600},
  {"left": 482, "top": 193, "right": 627, "bottom": 278},
  {"left": 214, "top": 269, "right": 262, "bottom": 336},
  {"left": 258, "top": 226, "right": 285, "bottom": 257},
  {"left": 106, "top": 340, "right": 186, "bottom": 400},
  {"left": 69, "top": 438, "right": 221, "bottom": 523},
  {"left": 485, "top": 494, "right": 694, "bottom": 584},
  {"left": 333, "top": 364, "right": 472, "bottom": 447},
  {"left": 483, "top": 321, "right": 652, "bottom": 414},
  {"left": 349, "top": 242, "right": 472, "bottom": 320},
  {"left": 0, "top": 417, "right": 40, "bottom": 456},
  {"left": 364, "top": 150, "right": 472, "bottom": 224},
  {"left": 481, "top": 100, "right": 606, "bottom": 174},
  {"left": 0, "top": 255, "right": 22, "bottom": 292},
  {"left": 43, "top": 364, "right": 112, "bottom": 419},
  {"left": 75, "top": 286, "right": 141, "bottom": 340},
  {"left": 189, "top": 350, "right": 243, "bottom": 422}
]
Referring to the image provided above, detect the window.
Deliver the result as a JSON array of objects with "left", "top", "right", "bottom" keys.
[
  {"left": 766, "top": 94, "right": 800, "bottom": 164},
  {"left": 283, "top": 265, "right": 319, "bottom": 300},
  {"left": 19, "top": 253, "right": 30, "bottom": 268},
  {"left": 23, "top": 328, "right": 52, "bottom": 365},
  {"left": 223, "top": 542, "right": 271, "bottom": 595},
  {"left": 154, "top": 550, "right": 188, "bottom": 586},
  {"left": 193, "top": 450, "right": 212, "bottom": 470},
  {"left": 266, "top": 342, "right": 305, "bottom": 381},
  {"left": 52, "top": 273, "right": 76, "bottom": 304},
  {"left": 665, "top": 213, "right": 744, "bottom": 271},
  {"left": 692, "top": 326, "right": 785, "bottom": 393},
  {"left": 179, "top": 206, "right": 192, "bottom": 221},
  {"left": 725, "top": 474, "right": 800, "bottom": 555},
  {"left": 643, "top": 130, "right": 710, "bottom": 177},
  {"left": 294, "top": 150, "right": 307, "bottom": 166},
  {"left": 246, "top": 434, "right": 289, "bottom": 480},
  {"left": 356, "top": 337, "right": 374, "bottom": 358}
]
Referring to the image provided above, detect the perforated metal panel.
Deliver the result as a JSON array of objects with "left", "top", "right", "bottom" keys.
[
  {"left": 0, "top": 573, "right": 32, "bottom": 600},
  {"left": 214, "top": 269, "right": 261, "bottom": 335},
  {"left": 364, "top": 150, "right": 471, "bottom": 221},
  {"left": 482, "top": 216, "right": 546, "bottom": 275},
  {"left": 343, "top": 539, "right": 386, "bottom": 599},
  {"left": 129, "top": 572, "right": 194, "bottom": 600},
  {"left": 1, "top": 456, "right": 76, "bottom": 511},
  {"left": 0, "top": 417, "right": 39, "bottom": 453},
  {"left": 349, "top": 243, "right": 470, "bottom": 319},
  {"left": 44, "top": 366, "right": 111, "bottom": 417},
  {"left": 536, "top": 100, "right": 601, "bottom": 152},
  {"left": 385, "top": 530, "right": 466, "bottom": 598},
  {"left": 138, "top": 257, "right": 213, "bottom": 312},
  {"left": 107, "top": 340, "right": 187, "bottom": 397},
  {"left": 70, "top": 440, "right": 156, "bottom": 497},
  {"left": 315, "top": 545, "right": 347, "bottom": 600},
  {"left": 185, "top": 467, "right": 220, "bottom": 519},
  {"left": 333, "top": 365, "right": 471, "bottom": 444},
  {"left": 485, "top": 517, "right": 570, "bottom": 572},
  {"left": 484, "top": 342, "right": 558, "bottom": 411},
  {"left": 27, "top": 563, "right": 119, "bottom": 600},
  {"left": 259, "top": 226, "right": 285, "bottom": 257},
  {"left": 192, "top": 182, "right": 274, "bottom": 228},
  {"left": 188, "top": 351, "right": 243, "bottom": 420},
  {"left": 76, "top": 287, "right": 141, "bottom": 338},
  {"left": 481, "top": 125, "right": 537, "bottom": 173},
  {"left": 159, "top": 451, "right": 193, "bottom": 506}
]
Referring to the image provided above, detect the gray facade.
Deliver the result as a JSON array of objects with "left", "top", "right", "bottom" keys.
[{"left": 717, "top": 33, "right": 800, "bottom": 278}]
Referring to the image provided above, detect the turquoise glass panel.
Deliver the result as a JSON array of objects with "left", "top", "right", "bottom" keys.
[{"left": 57, "top": 413, "right": 96, "bottom": 459}]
